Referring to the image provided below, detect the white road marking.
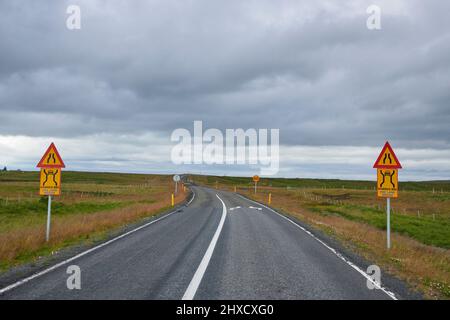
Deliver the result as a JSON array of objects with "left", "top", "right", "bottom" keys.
[
  {"left": 249, "top": 206, "right": 262, "bottom": 211},
  {"left": 182, "top": 194, "right": 227, "bottom": 300},
  {"left": 229, "top": 206, "right": 241, "bottom": 211},
  {"left": 0, "top": 190, "right": 198, "bottom": 296},
  {"left": 237, "top": 194, "right": 398, "bottom": 300},
  {"left": 186, "top": 190, "right": 196, "bottom": 206}
]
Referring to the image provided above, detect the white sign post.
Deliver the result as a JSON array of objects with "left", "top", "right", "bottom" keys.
[
  {"left": 386, "top": 198, "right": 391, "bottom": 249},
  {"left": 46, "top": 196, "right": 52, "bottom": 242},
  {"left": 173, "top": 175, "right": 181, "bottom": 195}
]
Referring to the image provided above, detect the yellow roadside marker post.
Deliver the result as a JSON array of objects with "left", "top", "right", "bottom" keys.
[
  {"left": 268, "top": 193, "right": 272, "bottom": 205},
  {"left": 234, "top": 186, "right": 237, "bottom": 193},
  {"left": 373, "top": 141, "right": 402, "bottom": 249},
  {"left": 171, "top": 193, "right": 175, "bottom": 207},
  {"left": 37, "top": 143, "right": 65, "bottom": 242}
]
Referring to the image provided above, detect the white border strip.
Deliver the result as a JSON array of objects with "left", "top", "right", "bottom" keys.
[
  {"left": 182, "top": 194, "right": 227, "bottom": 300},
  {"left": 186, "top": 190, "right": 196, "bottom": 206},
  {"left": 0, "top": 192, "right": 196, "bottom": 296},
  {"left": 237, "top": 194, "right": 398, "bottom": 300}
]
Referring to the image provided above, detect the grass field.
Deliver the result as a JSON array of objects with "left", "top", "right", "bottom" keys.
[
  {"left": 0, "top": 171, "right": 186, "bottom": 271},
  {"left": 193, "top": 175, "right": 450, "bottom": 299},
  {"left": 197, "top": 175, "right": 450, "bottom": 192}
]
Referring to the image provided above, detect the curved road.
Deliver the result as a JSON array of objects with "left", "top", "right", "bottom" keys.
[{"left": 0, "top": 186, "right": 397, "bottom": 300}]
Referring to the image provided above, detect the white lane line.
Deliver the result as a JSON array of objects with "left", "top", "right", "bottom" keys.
[
  {"left": 187, "top": 190, "right": 196, "bottom": 206},
  {"left": 249, "top": 206, "right": 262, "bottom": 211},
  {"left": 237, "top": 194, "right": 398, "bottom": 300},
  {"left": 182, "top": 194, "right": 227, "bottom": 300},
  {"left": 0, "top": 196, "right": 192, "bottom": 296},
  {"left": 229, "top": 206, "right": 241, "bottom": 211}
]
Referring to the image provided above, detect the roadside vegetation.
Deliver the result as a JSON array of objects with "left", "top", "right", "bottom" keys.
[
  {"left": 0, "top": 171, "right": 186, "bottom": 272},
  {"left": 194, "top": 175, "right": 450, "bottom": 299}
]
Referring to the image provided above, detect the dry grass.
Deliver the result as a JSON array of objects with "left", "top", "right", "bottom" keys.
[
  {"left": 202, "top": 179, "right": 450, "bottom": 299},
  {"left": 0, "top": 172, "right": 187, "bottom": 270},
  {"left": 247, "top": 188, "right": 450, "bottom": 299}
]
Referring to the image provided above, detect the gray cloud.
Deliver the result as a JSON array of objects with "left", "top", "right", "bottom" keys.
[{"left": 0, "top": 0, "right": 449, "bottom": 178}]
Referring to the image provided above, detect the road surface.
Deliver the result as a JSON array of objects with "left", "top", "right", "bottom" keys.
[{"left": 0, "top": 186, "right": 398, "bottom": 299}]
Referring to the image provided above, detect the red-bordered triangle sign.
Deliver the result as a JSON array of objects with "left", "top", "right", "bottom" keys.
[
  {"left": 373, "top": 141, "right": 402, "bottom": 169},
  {"left": 37, "top": 143, "right": 66, "bottom": 168}
]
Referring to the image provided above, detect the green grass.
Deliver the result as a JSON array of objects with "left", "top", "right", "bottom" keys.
[
  {"left": 0, "top": 171, "right": 178, "bottom": 271},
  {"left": 195, "top": 173, "right": 450, "bottom": 248},
  {"left": 203, "top": 174, "right": 450, "bottom": 298},
  {"left": 0, "top": 171, "right": 147, "bottom": 233},
  {"left": 309, "top": 203, "right": 450, "bottom": 249},
  {"left": 193, "top": 174, "right": 450, "bottom": 192},
  {"left": 0, "top": 197, "right": 124, "bottom": 216},
  {"left": 0, "top": 198, "right": 127, "bottom": 231},
  {"left": 0, "top": 170, "right": 167, "bottom": 184}
]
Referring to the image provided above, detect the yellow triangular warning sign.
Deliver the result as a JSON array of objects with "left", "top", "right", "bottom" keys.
[
  {"left": 373, "top": 142, "right": 402, "bottom": 169},
  {"left": 37, "top": 143, "right": 65, "bottom": 168}
]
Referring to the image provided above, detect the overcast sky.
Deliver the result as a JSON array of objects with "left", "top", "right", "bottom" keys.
[{"left": 1, "top": 0, "right": 449, "bottom": 180}]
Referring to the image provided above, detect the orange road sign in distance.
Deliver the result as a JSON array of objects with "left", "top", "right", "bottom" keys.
[
  {"left": 37, "top": 143, "right": 65, "bottom": 168},
  {"left": 253, "top": 175, "right": 260, "bottom": 182}
]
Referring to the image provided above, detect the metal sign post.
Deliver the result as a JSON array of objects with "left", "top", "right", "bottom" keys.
[
  {"left": 46, "top": 196, "right": 52, "bottom": 242},
  {"left": 386, "top": 198, "right": 391, "bottom": 249}
]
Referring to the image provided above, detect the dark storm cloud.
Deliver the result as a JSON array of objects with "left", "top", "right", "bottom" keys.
[{"left": 0, "top": 0, "right": 449, "bottom": 148}]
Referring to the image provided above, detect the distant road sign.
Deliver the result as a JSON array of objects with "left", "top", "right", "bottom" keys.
[
  {"left": 373, "top": 142, "right": 402, "bottom": 169},
  {"left": 39, "top": 168, "right": 61, "bottom": 196},
  {"left": 377, "top": 169, "right": 398, "bottom": 198},
  {"left": 173, "top": 175, "right": 181, "bottom": 182},
  {"left": 253, "top": 175, "right": 260, "bottom": 182},
  {"left": 37, "top": 143, "right": 65, "bottom": 168}
]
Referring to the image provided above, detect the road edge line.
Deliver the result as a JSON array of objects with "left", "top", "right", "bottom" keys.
[
  {"left": 236, "top": 193, "right": 398, "bottom": 300},
  {"left": 0, "top": 190, "right": 196, "bottom": 296},
  {"left": 182, "top": 194, "right": 227, "bottom": 300},
  {"left": 186, "top": 190, "right": 196, "bottom": 206}
]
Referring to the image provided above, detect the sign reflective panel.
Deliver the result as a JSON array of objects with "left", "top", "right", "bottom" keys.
[
  {"left": 373, "top": 142, "right": 401, "bottom": 169},
  {"left": 39, "top": 168, "right": 61, "bottom": 196},
  {"left": 377, "top": 169, "right": 398, "bottom": 198},
  {"left": 37, "top": 143, "right": 65, "bottom": 168}
]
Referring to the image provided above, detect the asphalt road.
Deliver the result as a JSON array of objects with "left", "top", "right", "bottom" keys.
[{"left": 0, "top": 186, "right": 399, "bottom": 300}]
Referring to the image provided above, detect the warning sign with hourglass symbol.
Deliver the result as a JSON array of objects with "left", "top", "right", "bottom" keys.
[
  {"left": 39, "top": 168, "right": 61, "bottom": 196},
  {"left": 377, "top": 169, "right": 398, "bottom": 198}
]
